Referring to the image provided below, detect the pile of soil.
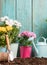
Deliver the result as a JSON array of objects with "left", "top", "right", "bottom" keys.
[{"left": 0, "top": 57, "right": 47, "bottom": 65}]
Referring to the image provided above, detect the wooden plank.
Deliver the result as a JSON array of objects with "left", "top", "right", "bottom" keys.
[
  {"left": 5, "top": 0, "right": 17, "bottom": 19},
  {"left": 17, "top": 0, "right": 32, "bottom": 32},
  {"left": 33, "top": 0, "right": 47, "bottom": 38},
  {"left": 0, "top": 0, "right": 2, "bottom": 17},
  {"left": 0, "top": 0, "right": 17, "bottom": 19},
  {"left": 0, "top": 0, "right": 6, "bottom": 17}
]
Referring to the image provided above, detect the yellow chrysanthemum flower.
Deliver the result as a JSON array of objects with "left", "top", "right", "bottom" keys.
[
  {"left": 0, "top": 27, "right": 7, "bottom": 32},
  {"left": 6, "top": 26, "right": 13, "bottom": 31}
]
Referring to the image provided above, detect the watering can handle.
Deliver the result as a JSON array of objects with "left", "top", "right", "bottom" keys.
[
  {"left": 46, "top": 38, "right": 47, "bottom": 43},
  {"left": 37, "top": 37, "right": 46, "bottom": 43},
  {"left": 32, "top": 40, "right": 39, "bottom": 54}
]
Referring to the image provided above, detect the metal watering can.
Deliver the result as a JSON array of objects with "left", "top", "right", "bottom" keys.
[{"left": 32, "top": 37, "right": 47, "bottom": 58}]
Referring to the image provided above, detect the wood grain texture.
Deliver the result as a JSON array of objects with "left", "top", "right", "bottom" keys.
[
  {"left": 33, "top": 0, "right": 47, "bottom": 38},
  {"left": 1, "top": 0, "right": 17, "bottom": 19},
  {"left": 0, "top": 0, "right": 2, "bottom": 17},
  {"left": 17, "top": 0, "right": 32, "bottom": 32},
  {"left": 5, "top": 0, "right": 17, "bottom": 19},
  {"left": 0, "top": 0, "right": 5, "bottom": 17}
]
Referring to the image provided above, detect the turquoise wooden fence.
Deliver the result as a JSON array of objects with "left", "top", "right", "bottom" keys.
[
  {"left": 0, "top": 0, "right": 47, "bottom": 38},
  {"left": 33, "top": 0, "right": 47, "bottom": 38}
]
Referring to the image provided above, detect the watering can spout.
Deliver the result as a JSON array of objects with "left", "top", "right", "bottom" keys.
[
  {"left": 28, "top": 37, "right": 39, "bottom": 54},
  {"left": 32, "top": 41, "right": 39, "bottom": 54}
]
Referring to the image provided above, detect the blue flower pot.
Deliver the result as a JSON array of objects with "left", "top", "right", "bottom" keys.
[{"left": 0, "top": 47, "right": 6, "bottom": 52}]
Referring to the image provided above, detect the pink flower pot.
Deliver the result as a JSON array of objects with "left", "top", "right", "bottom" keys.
[{"left": 20, "top": 46, "right": 32, "bottom": 58}]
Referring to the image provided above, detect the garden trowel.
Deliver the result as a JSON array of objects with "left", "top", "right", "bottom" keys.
[{"left": 5, "top": 35, "right": 14, "bottom": 62}]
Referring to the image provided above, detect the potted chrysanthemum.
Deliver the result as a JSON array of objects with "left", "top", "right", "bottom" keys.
[
  {"left": 18, "top": 31, "right": 36, "bottom": 58},
  {"left": 0, "top": 16, "right": 22, "bottom": 57}
]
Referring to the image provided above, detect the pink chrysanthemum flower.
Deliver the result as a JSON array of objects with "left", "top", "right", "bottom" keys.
[{"left": 20, "top": 31, "right": 36, "bottom": 38}]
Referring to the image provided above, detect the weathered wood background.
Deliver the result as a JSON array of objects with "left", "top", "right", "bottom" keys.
[{"left": 0, "top": 0, "right": 47, "bottom": 38}]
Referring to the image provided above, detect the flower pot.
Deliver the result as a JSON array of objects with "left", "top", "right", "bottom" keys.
[
  {"left": 10, "top": 43, "right": 19, "bottom": 58},
  {"left": 0, "top": 46, "right": 6, "bottom": 52},
  {"left": 20, "top": 46, "right": 32, "bottom": 58}
]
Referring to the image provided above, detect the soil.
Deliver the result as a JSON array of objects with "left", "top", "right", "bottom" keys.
[{"left": 0, "top": 57, "right": 47, "bottom": 65}]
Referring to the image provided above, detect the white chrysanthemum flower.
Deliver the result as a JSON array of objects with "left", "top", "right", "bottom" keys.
[
  {"left": 0, "top": 17, "right": 5, "bottom": 22},
  {"left": 14, "top": 20, "right": 22, "bottom": 28},
  {"left": 0, "top": 16, "right": 9, "bottom": 22},
  {"left": 5, "top": 20, "right": 9, "bottom": 25},
  {"left": 9, "top": 19, "right": 14, "bottom": 26},
  {"left": 0, "top": 16, "right": 22, "bottom": 28},
  {"left": 4, "top": 16, "right": 9, "bottom": 20},
  {"left": 15, "top": 24, "right": 20, "bottom": 28},
  {"left": 5, "top": 19, "right": 14, "bottom": 26}
]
